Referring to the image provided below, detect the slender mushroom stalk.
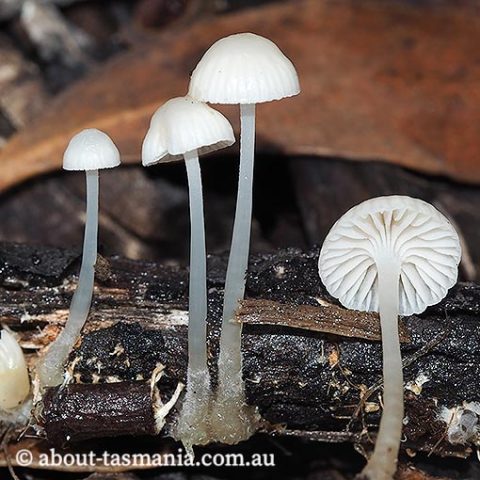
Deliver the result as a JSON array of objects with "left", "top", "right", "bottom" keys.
[
  {"left": 319, "top": 196, "right": 461, "bottom": 480},
  {"left": 214, "top": 103, "right": 256, "bottom": 438},
  {"left": 38, "top": 170, "right": 98, "bottom": 388},
  {"left": 363, "top": 257, "right": 404, "bottom": 479},
  {"left": 184, "top": 150, "right": 208, "bottom": 376},
  {"left": 37, "top": 129, "right": 120, "bottom": 389},
  {"left": 142, "top": 96, "right": 235, "bottom": 450},
  {"left": 188, "top": 32, "right": 300, "bottom": 443},
  {"left": 181, "top": 149, "right": 212, "bottom": 450}
]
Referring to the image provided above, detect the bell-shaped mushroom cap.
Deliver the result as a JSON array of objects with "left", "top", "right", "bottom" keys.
[
  {"left": 63, "top": 128, "right": 121, "bottom": 171},
  {"left": 142, "top": 96, "right": 235, "bottom": 166},
  {"left": 188, "top": 33, "right": 300, "bottom": 105},
  {"left": 0, "top": 330, "right": 30, "bottom": 410},
  {"left": 319, "top": 196, "right": 461, "bottom": 316}
]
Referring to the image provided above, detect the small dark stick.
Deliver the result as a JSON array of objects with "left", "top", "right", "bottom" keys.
[
  {"left": 42, "top": 366, "right": 183, "bottom": 445},
  {"left": 43, "top": 381, "right": 158, "bottom": 444}
]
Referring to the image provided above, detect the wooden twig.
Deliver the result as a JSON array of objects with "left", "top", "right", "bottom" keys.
[{"left": 237, "top": 299, "right": 411, "bottom": 342}]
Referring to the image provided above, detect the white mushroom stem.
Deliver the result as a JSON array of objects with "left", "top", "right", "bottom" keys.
[
  {"left": 218, "top": 103, "right": 255, "bottom": 395},
  {"left": 175, "top": 151, "right": 212, "bottom": 449},
  {"left": 362, "top": 257, "right": 404, "bottom": 480},
  {"left": 37, "top": 170, "right": 99, "bottom": 388},
  {"left": 207, "top": 103, "right": 258, "bottom": 444},
  {"left": 184, "top": 150, "right": 208, "bottom": 374}
]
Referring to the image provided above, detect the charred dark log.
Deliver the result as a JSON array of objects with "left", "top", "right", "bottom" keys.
[
  {"left": 42, "top": 382, "right": 158, "bottom": 444},
  {"left": 1, "top": 242, "right": 479, "bottom": 458}
]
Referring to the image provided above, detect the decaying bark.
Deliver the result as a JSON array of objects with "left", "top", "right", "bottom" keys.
[
  {"left": 1, "top": 242, "right": 479, "bottom": 459},
  {"left": 42, "top": 382, "right": 158, "bottom": 443}
]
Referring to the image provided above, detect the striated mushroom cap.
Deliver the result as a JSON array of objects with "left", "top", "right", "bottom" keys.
[
  {"left": 319, "top": 196, "right": 461, "bottom": 316},
  {"left": 63, "top": 129, "right": 121, "bottom": 171},
  {"left": 142, "top": 96, "right": 235, "bottom": 166},
  {"left": 188, "top": 33, "right": 300, "bottom": 105}
]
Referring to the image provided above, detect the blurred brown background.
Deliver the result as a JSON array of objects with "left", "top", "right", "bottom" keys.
[{"left": 0, "top": 0, "right": 479, "bottom": 281}]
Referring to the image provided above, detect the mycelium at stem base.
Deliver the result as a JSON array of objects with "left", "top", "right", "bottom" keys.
[
  {"left": 37, "top": 170, "right": 99, "bottom": 389},
  {"left": 359, "top": 257, "right": 404, "bottom": 480},
  {"left": 175, "top": 150, "right": 211, "bottom": 450},
  {"left": 209, "top": 103, "right": 260, "bottom": 444}
]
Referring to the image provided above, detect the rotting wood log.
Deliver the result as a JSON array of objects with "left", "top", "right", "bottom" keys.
[{"left": 0, "top": 242, "right": 479, "bottom": 459}]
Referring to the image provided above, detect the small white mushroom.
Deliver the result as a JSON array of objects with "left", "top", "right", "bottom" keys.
[
  {"left": 37, "top": 129, "right": 120, "bottom": 388},
  {"left": 319, "top": 196, "right": 461, "bottom": 480},
  {"left": 188, "top": 32, "right": 300, "bottom": 443},
  {"left": 0, "top": 330, "right": 30, "bottom": 412},
  {"left": 142, "top": 96, "right": 234, "bottom": 450}
]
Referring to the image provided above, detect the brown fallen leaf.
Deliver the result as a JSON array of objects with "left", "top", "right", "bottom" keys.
[{"left": 1, "top": 0, "right": 480, "bottom": 192}]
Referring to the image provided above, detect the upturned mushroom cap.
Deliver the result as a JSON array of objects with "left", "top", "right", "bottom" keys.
[
  {"left": 319, "top": 196, "right": 461, "bottom": 316},
  {"left": 63, "top": 128, "right": 121, "bottom": 171},
  {"left": 188, "top": 33, "right": 300, "bottom": 105},
  {"left": 142, "top": 96, "right": 235, "bottom": 166}
]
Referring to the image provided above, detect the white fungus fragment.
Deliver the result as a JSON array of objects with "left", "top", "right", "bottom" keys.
[
  {"left": 405, "top": 373, "right": 430, "bottom": 395},
  {"left": 0, "top": 330, "right": 31, "bottom": 416},
  {"left": 438, "top": 403, "right": 480, "bottom": 445}
]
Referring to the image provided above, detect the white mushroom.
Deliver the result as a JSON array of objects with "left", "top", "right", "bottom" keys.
[
  {"left": 188, "top": 32, "right": 300, "bottom": 443},
  {"left": 142, "top": 96, "right": 234, "bottom": 450},
  {"left": 319, "top": 196, "right": 461, "bottom": 480},
  {"left": 37, "top": 129, "right": 120, "bottom": 388},
  {"left": 0, "top": 330, "right": 30, "bottom": 412}
]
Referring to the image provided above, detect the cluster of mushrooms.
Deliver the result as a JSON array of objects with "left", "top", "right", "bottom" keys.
[{"left": 0, "top": 32, "right": 463, "bottom": 480}]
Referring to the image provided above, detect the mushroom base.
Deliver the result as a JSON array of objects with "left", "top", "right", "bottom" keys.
[
  {"left": 209, "top": 351, "right": 260, "bottom": 445},
  {"left": 174, "top": 369, "right": 212, "bottom": 452},
  {"left": 0, "top": 398, "right": 32, "bottom": 427}
]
